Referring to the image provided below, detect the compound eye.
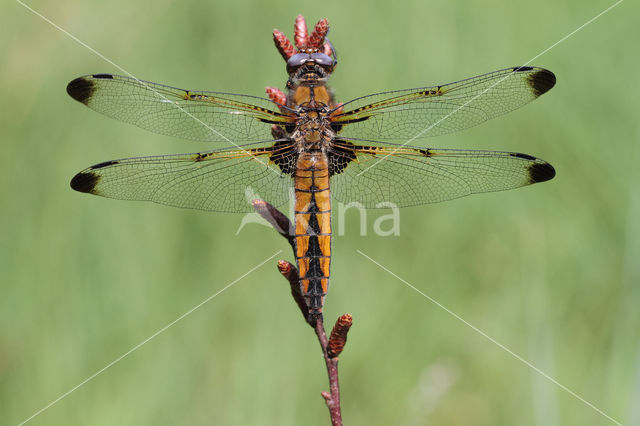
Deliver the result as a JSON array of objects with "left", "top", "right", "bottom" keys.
[
  {"left": 310, "top": 52, "right": 335, "bottom": 68},
  {"left": 287, "top": 53, "right": 309, "bottom": 69}
]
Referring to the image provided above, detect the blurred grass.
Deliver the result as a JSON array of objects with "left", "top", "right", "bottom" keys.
[{"left": 1, "top": 0, "right": 639, "bottom": 424}]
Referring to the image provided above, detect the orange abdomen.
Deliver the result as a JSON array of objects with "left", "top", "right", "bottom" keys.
[{"left": 294, "top": 151, "right": 331, "bottom": 318}]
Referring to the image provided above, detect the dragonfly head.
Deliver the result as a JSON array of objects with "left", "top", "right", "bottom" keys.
[{"left": 286, "top": 52, "right": 336, "bottom": 81}]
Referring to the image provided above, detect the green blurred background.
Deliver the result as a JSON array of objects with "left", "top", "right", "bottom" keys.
[{"left": 2, "top": 0, "right": 638, "bottom": 424}]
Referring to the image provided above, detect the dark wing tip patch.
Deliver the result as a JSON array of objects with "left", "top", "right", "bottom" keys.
[
  {"left": 527, "top": 69, "right": 556, "bottom": 97},
  {"left": 70, "top": 171, "right": 101, "bottom": 193},
  {"left": 528, "top": 162, "right": 556, "bottom": 184},
  {"left": 66, "top": 77, "right": 96, "bottom": 105}
]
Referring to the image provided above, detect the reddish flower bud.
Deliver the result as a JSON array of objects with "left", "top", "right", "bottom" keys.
[
  {"left": 327, "top": 314, "right": 353, "bottom": 358},
  {"left": 310, "top": 19, "right": 329, "bottom": 50},
  {"left": 322, "top": 41, "right": 333, "bottom": 57},
  {"left": 294, "top": 14, "right": 308, "bottom": 49},
  {"left": 277, "top": 260, "right": 309, "bottom": 322},
  {"left": 273, "top": 29, "right": 296, "bottom": 60},
  {"left": 265, "top": 86, "right": 287, "bottom": 108}
]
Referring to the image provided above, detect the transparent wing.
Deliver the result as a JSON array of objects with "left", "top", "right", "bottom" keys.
[
  {"left": 329, "top": 142, "right": 555, "bottom": 208},
  {"left": 66, "top": 74, "right": 293, "bottom": 144},
  {"left": 332, "top": 67, "right": 555, "bottom": 142},
  {"left": 69, "top": 143, "right": 297, "bottom": 213}
]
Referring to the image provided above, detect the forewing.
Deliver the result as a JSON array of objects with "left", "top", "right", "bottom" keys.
[
  {"left": 329, "top": 142, "right": 555, "bottom": 208},
  {"left": 69, "top": 144, "right": 297, "bottom": 213},
  {"left": 332, "top": 67, "right": 555, "bottom": 142},
  {"left": 66, "top": 74, "right": 293, "bottom": 144}
]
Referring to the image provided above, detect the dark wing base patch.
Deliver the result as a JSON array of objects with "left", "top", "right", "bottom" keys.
[
  {"left": 328, "top": 140, "right": 358, "bottom": 175},
  {"left": 268, "top": 140, "right": 297, "bottom": 175}
]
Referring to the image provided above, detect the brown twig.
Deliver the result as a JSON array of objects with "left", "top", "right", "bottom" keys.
[
  {"left": 317, "top": 324, "right": 341, "bottom": 425},
  {"left": 253, "top": 199, "right": 351, "bottom": 426}
]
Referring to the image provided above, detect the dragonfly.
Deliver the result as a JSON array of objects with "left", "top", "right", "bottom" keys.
[{"left": 67, "top": 15, "right": 556, "bottom": 320}]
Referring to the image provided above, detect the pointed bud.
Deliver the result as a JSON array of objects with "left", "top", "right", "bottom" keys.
[
  {"left": 273, "top": 29, "right": 296, "bottom": 60},
  {"left": 265, "top": 86, "right": 287, "bottom": 108},
  {"left": 309, "top": 19, "right": 329, "bottom": 50},
  {"left": 322, "top": 41, "right": 333, "bottom": 57},
  {"left": 294, "top": 14, "right": 308, "bottom": 49},
  {"left": 331, "top": 102, "right": 344, "bottom": 116},
  {"left": 277, "top": 260, "right": 310, "bottom": 322},
  {"left": 327, "top": 314, "right": 353, "bottom": 358},
  {"left": 321, "top": 391, "right": 332, "bottom": 404}
]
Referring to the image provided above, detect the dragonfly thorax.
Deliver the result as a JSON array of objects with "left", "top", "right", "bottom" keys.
[{"left": 291, "top": 110, "right": 335, "bottom": 152}]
